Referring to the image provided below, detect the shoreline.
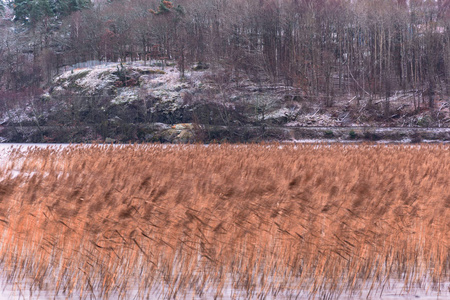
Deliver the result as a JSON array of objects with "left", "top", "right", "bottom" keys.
[{"left": 1, "top": 125, "right": 450, "bottom": 144}]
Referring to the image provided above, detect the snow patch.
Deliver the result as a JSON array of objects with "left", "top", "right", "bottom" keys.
[{"left": 112, "top": 88, "right": 140, "bottom": 104}]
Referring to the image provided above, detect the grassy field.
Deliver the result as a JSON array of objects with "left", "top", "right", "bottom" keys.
[{"left": 0, "top": 143, "right": 449, "bottom": 299}]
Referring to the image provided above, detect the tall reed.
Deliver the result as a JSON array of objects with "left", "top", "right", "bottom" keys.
[{"left": 0, "top": 143, "right": 448, "bottom": 298}]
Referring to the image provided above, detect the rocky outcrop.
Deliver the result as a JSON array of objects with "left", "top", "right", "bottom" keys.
[{"left": 1, "top": 60, "right": 449, "bottom": 143}]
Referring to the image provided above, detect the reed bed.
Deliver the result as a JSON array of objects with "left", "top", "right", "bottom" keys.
[{"left": 0, "top": 143, "right": 449, "bottom": 299}]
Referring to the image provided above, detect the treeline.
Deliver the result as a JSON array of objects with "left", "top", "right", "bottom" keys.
[{"left": 0, "top": 0, "right": 449, "bottom": 106}]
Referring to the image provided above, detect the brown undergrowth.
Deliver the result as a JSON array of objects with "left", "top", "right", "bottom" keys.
[{"left": 0, "top": 144, "right": 449, "bottom": 298}]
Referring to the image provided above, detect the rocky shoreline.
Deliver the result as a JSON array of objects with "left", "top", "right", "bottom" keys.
[
  {"left": 1, "top": 61, "right": 449, "bottom": 144},
  {"left": 1, "top": 124, "right": 449, "bottom": 144}
]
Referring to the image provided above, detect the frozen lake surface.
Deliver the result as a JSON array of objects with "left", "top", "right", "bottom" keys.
[{"left": 0, "top": 278, "right": 448, "bottom": 299}]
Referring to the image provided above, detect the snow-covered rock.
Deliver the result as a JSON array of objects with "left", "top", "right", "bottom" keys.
[
  {"left": 112, "top": 88, "right": 140, "bottom": 104},
  {"left": 51, "top": 62, "right": 188, "bottom": 104}
]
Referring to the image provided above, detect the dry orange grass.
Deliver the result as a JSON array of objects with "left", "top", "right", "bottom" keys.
[{"left": 0, "top": 143, "right": 449, "bottom": 298}]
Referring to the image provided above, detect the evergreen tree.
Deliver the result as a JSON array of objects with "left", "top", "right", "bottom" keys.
[
  {"left": 12, "top": 0, "right": 90, "bottom": 26},
  {"left": 150, "top": 0, "right": 174, "bottom": 15},
  {"left": 55, "top": 0, "right": 90, "bottom": 17}
]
